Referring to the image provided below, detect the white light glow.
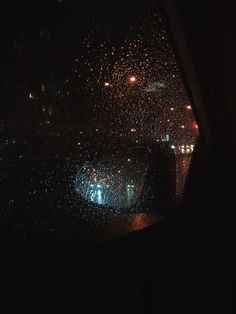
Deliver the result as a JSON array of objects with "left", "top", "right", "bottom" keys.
[{"left": 129, "top": 76, "right": 136, "bottom": 83}]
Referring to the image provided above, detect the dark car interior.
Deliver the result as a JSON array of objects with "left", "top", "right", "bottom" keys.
[{"left": 1, "top": 0, "right": 236, "bottom": 313}]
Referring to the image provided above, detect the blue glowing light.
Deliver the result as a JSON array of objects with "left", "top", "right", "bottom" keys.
[{"left": 74, "top": 149, "right": 148, "bottom": 209}]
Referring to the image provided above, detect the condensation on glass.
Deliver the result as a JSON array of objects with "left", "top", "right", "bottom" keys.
[
  {"left": 75, "top": 148, "right": 149, "bottom": 209},
  {"left": 0, "top": 0, "right": 198, "bottom": 256}
]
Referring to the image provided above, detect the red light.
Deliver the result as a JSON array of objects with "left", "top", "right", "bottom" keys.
[
  {"left": 192, "top": 121, "right": 199, "bottom": 134},
  {"left": 192, "top": 121, "right": 198, "bottom": 129}
]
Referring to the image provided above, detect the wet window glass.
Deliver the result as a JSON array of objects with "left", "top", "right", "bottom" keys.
[{"left": 1, "top": 0, "right": 198, "bottom": 258}]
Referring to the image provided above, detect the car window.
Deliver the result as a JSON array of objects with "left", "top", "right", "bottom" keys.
[{"left": 1, "top": 0, "right": 198, "bottom": 257}]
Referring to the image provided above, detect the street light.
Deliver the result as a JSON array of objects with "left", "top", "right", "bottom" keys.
[{"left": 129, "top": 76, "right": 136, "bottom": 83}]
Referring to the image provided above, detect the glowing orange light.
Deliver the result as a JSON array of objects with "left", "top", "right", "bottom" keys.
[
  {"left": 170, "top": 107, "right": 174, "bottom": 111},
  {"left": 181, "top": 125, "right": 185, "bottom": 129},
  {"left": 186, "top": 105, "right": 192, "bottom": 110},
  {"left": 129, "top": 76, "right": 136, "bottom": 83},
  {"left": 104, "top": 82, "right": 110, "bottom": 86}
]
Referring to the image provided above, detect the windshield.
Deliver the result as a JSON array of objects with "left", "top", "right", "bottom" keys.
[{"left": 1, "top": 0, "right": 198, "bottom": 258}]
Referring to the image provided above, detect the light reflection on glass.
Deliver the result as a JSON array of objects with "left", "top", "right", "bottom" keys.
[{"left": 75, "top": 148, "right": 149, "bottom": 209}]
